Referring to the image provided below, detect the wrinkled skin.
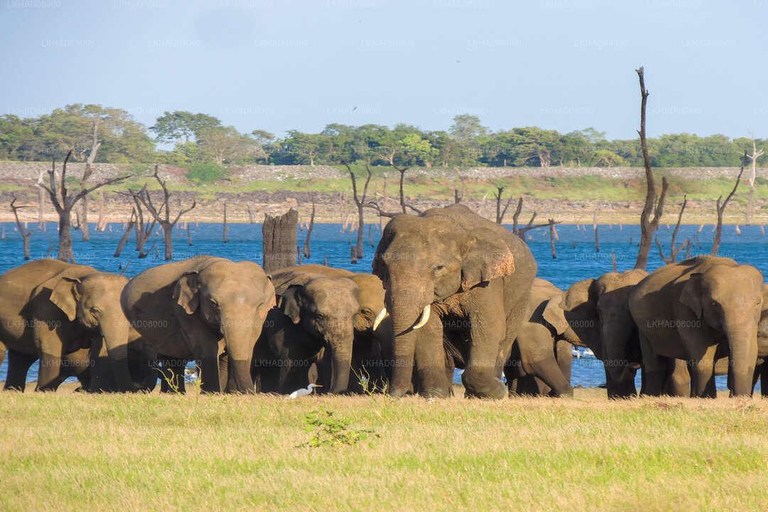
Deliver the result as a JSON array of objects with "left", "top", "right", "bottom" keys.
[
  {"left": 259, "top": 265, "right": 389, "bottom": 393},
  {"left": 630, "top": 256, "right": 768, "bottom": 398},
  {"left": 373, "top": 204, "right": 537, "bottom": 399},
  {"left": 505, "top": 279, "right": 573, "bottom": 397},
  {"left": 122, "top": 256, "right": 274, "bottom": 394},
  {"left": 0, "top": 260, "right": 150, "bottom": 392},
  {"left": 544, "top": 270, "right": 647, "bottom": 399}
]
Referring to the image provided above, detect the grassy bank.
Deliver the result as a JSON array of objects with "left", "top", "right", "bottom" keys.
[{"left": 1, "top": 388, "right": 767, "bottom": 511}]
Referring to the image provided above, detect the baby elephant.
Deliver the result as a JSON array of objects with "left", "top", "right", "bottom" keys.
[
  {"left": 254, "top": 265, "right": 386, "bottom": 395},
  {"left": 0, "top": 259, "right": 152, "bottom": 392},
  {"left": 505, "top": 279, "right": 573, "bottom": 397}
]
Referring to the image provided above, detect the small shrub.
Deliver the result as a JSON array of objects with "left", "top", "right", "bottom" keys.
[
  {"left": 187, "top": 163, "right": 227, "bottom": 184},
  {"left": 300, "top": 409, "right": 378, "bottom": 448}
]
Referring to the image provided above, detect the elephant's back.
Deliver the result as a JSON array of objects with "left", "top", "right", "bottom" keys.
[
  {"left": 270, "top": 264, "right": 353, "bottom": 293},
  {"left": 0, "top": 260, "right": 72, "bottom": 342}
]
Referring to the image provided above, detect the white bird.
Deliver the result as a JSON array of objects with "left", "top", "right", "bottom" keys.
[
  {"left": 571, "top": 348, "right": 582, "bottom": 359},
  {"left": 583, "top": 348, "right": 595, "bottom": 358},
  {"left": 286, "top": 383, "right": 321, "bottom": 399}
]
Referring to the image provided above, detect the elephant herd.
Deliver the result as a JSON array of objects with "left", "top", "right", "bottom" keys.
[{"left": 0, "top": 204, "right": 766, "bottom": 399}]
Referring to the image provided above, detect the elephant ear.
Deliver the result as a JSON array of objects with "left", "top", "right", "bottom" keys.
[
  {"left": 279, "top": 285, "right": 303, "bottom": 324},
  {"left": 542, "top": 295, "right": 569, "bottom": 335},
  {"left": 173, "top": 271, "right": 200, "bottom": 315},
  {"left": 50, "top": 276, "right": 82, "bottom": 322},
  {"left": 461, "top": 228, "right": 516, "bottom": 290},
  {"left": 680, "top": 273, "right": 703, "bottom": 319}
]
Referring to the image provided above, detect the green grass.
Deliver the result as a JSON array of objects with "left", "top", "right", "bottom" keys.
[{"left": 1, "top": 388, "right": 767, "bottom": 510}]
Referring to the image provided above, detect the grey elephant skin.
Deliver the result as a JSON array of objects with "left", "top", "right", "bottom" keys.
[
  {"left": 505, "top": 279, "right": 573, "bottom": 397},
  {"left": 373, "top": 204, "right": 537, "bottom": 399},
  {"left": 121, "top": 256, "right": 274, "bottom": 394},
  {"left": 541, "top": 269, "right": 646, "bottom": 399},
  {"left": 254, "top": 264, "right": 387, "bottom": 394},
  {"left": 0, "top": 259, "right": 152, "bottom": 392},
  {"left": 630, "top": 256, "right": 768, "bottom": 397}
]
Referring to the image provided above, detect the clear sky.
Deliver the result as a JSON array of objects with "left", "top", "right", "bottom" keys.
[{"left": 1, "top": 0, "right": 766, "bottom": 139}]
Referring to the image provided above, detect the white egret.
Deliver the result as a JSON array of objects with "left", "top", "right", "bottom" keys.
[{"left": 286, "top": 383, "right": 322, "bottom": 399}]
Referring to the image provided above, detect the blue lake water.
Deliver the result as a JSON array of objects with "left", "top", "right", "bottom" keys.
[{"left": 1, "top": 220, "right": 765, "bottom": 392}]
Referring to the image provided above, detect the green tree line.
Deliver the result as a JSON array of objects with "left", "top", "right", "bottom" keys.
[{"left": 0, "top": 106, "right": 762, "bottom": 170}]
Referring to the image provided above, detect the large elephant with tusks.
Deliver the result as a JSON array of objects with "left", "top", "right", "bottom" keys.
[{"left": 373, "top": 204, "right": 537, "bottom": 399}]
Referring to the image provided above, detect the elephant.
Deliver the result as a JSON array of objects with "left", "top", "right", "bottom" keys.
[
  {"left": 373, "top": 204, "right": 537, "bottom": 399},
  {"left": 629, "top": 256, "right": 768, "bottom": 398},
  {"left": 505, "top": 279, "right": 573, "bottom": 397},
  {"left": 121, "top": 256, "right": 274, "bottom": 394},
  {"left": 254, "top": 264, "right": 387, "bottom": 394},
  {"left": 539, "top": 269, "right": 647, "bottom": 399},
  {"left": 0, "top": 259, "right": 151, "bottom": 392}
]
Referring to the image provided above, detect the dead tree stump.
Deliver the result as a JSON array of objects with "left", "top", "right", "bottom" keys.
[{"left": 262, "top": 209, "right": 298, "bottom": 273}]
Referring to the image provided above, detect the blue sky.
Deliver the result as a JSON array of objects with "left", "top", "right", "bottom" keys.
[{"left": 1, "top": 0, "right": 766, "bottom": 139}]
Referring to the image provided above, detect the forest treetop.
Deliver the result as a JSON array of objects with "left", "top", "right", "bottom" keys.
[{"left": 0, "top": 106, "right": 762, "bottom": 170}]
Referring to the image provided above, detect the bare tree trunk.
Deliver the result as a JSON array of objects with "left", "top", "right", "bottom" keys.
[
  {"left": 81, "top": 196, "right": 90, "bottom": 241},
  {"left": 114, "top": 213, "right": 136, "bottom": 258},
  {"left": 350, "top": 244, "right": 358, "bottom": 264},
  {"left": 548, "top": 219, "right": 557, "bottom": 259},
  {"left": 262, "top": 209, "right": 298, "bottom": 273},
  {"left": 222, "top": 203, "right": 228, "bottom": 243},
  {"left": 10, "top": 197, "right": 32, "bottom": 260},
  {"left": 303, "top": 200, "right": 315, "bottom": 259},
  {"left": 187, "top": 224, "right": 193, "bottom": 246},
  {"left": 37, "top": 172, "right": 46, "bottom": 230},
  {"left": 163, "top": 224, "right": 174, "bottom": 261},
  {"left": 58, "top": 213, "right": 74, "bottom": 262},
  {"left": 611, "top": 250, "right": 617, "bottom": 272},
  {"left": 593, "top": 211, "right": 600, "bottom": 253},
  {"left": 712, "top": 156, "right": 745, "bottom": 256},
  {"left": 634, "top": 67, "right": 668, "bottom": 270}
]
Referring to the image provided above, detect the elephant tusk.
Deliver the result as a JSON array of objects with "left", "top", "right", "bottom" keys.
[
  {"left": 412, "top": 305, "right": 431, "bottom": 330},
  {"left": 373, "top": 308, "right": 388, "bottom": 331}
]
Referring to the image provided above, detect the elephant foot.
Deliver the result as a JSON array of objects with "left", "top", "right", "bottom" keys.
[
  {"left": 462, "top": 370, "right": 507, "bottom": 400},
  {"left": 418, "top": 386, "right": 451, "bottom": 399}
]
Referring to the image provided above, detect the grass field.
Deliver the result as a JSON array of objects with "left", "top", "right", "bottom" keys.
[{"left": 1, "top": 387, "right": 768, "bottom": 511}]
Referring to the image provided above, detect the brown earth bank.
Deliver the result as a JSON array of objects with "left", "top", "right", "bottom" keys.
[{"left": 0, "top": 161, "right": 764, "bottom": 225}]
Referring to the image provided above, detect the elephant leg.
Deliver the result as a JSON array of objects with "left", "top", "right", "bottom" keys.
[
  {"left": 218, "top": 352, "right": 229, "bottom": 392},
  {"left": 36, "top": 332, "right": 67, "bottom": 392},
  {"left": 529, "top": 357, "right": 573, "bottom": 397},
  {"left": 414, "top": 314, "right": 449, "bottom": 398},
  {"left": 639, "top": 333, "right": 666, "bottom": 397},
  {"left": 761, "top": 362, "right": 768, "bottom": 398},
  {"left": 66, "top": 348, "right": 94, "bottom": 391},
  {"left": 664, "top": 359, "right": 691, "bottom": 397},
  {"left": 556, "top": 339, "right": 573, "bottom": 384},
  {"left": 4, "top": 350, "right": 37, "bottom": 392},
  {"left": 690, "top": 345, "right": 718, "bottom": 398},
  {"left": 463, "top": 296, "right": 509, "bottom": 399}
]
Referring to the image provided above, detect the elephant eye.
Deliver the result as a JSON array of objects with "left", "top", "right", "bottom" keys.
[
  {"left": 316, "top": 313, "right": 325, "bottom": 320},
  {"left": 90, "top": 306, "right": 101, "bottom": 315},
  {"left": 757, "top": 298, "right": 763, "bottom": 306},
  {"left": 361, "top": 308, "right": 373, "bottom": 316},
  {"left": 210, "top": 298, "right": 219, "bottom": 308},
  {"left": 433, "top": 264, "right": 446, "bottom": 274}
]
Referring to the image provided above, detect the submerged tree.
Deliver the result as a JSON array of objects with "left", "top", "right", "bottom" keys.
[
  {"left": 39, "top": 151, "right": 130, "bottom": 262},
  {"left": 10, "top": 196, "right": 32, "bottom": 260},
  {"left": 131, "top": 165, "right": 196, "bottom": 260},
  {"left": 634, "top": 67, "right": 669, "bottom": 270},
  {"left": 712, "top": 155, "right": 745, "bottom": 256}
]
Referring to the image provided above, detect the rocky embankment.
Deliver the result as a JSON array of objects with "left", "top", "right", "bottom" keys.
[{"left": 0, "top": 162, "right": 762, "bottom": 225}]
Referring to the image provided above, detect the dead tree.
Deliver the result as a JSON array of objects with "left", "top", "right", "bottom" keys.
[
  {"left": 345, "top": 163, "right": 373, "bottom": 259},
  {"left": 39, "top": 151, "right": 130, "bottom": 262},
  {"left": 365, "top": 164, "right": 421, "bottom": 219},
  {"left": 80, "top": 118, "right": 101, "bottom": 242},
  {"left": 655, "top": 195, "right": 689, "bottom": 264},
  {"left": 246, "top": 205, "right": 256, "bottom": 224},
  {"left": 494, "top": 186, "right": 514, "bottom": 224},
  {"left": 222, "top": 202, "right": 228, "bottom": 243},
  {"left": 187, "top": 223, "right": 193, "bottom": 246},
  {"left": 10, "top": 196, "right": 32, "bottom": 260},
  {"left": 712, "top": 155, "right": 745, "bottom": 256},
  {"left": 133, "top": 165, "right": 196, "bottom": 260},
  {"left": 303, "top": 199, "right": 316, "bottom": 259},
  {"left": 510, "top": 197, "right": 552, "bottom": 236},
  {"left": 634, "top": 67, "right": 669, "bottom": 270},
  {"left": 548, "top": 218, "right": 557, "bottom": 259},
  {"left": 746, "top": 139, "right": 764, "bottom": 225},
  {"left": 96, "top": 191, "right": 107, "bottom": 232},
  {"left": 593, "top": 211, "right": 600, "bottom": 253},
  {"left": 262, "top": 209, "right": 298, "bottom": 272},
  {"left": 36, "top": 171, "right": 46, "bottom": 230},
  {"left": 114, "top": 210, "right": 136, "bottom": 258}
]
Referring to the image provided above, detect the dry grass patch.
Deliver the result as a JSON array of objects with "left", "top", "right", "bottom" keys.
[{"left": 1, "top": 388, "right": 767, "bottom": 511}]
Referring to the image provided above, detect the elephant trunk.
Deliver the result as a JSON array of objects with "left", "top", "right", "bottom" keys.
[
  {"left": 724, "top": 319, "right": 758, "bottom": 397},
  {"left": 325, "top": 323, "right": 354, "bottom": 394},
  {"left": 221, "top": 313, "right": 257, "bottom": 394},
  {"left": 98, "top": 313, "right": 135, "bottom": 392}
]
